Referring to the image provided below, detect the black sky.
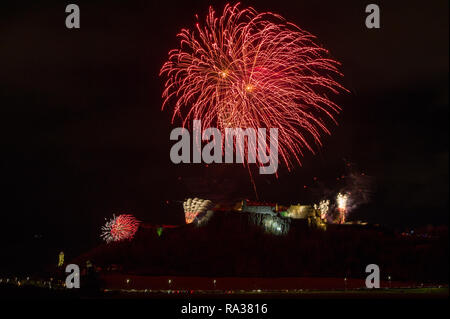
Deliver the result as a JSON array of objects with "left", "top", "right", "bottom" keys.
[{"left": 0, "top": 0, "right": 448, "bottom": 258}]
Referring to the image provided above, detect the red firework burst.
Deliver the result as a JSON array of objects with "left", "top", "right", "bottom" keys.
[
  {"left": 160, "top": 3, "right": 347, "bottom": 170},
  {"left": 101, "top": 214, "right": 140, "bottom": 243}
]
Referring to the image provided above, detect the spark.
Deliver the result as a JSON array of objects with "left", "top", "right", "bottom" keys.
[
  {"left": 160, "top": 3, "right": 347, "bottom": 170},
  {"left": 183, "top": 198, "right": 213, "bottom": 224},
  {"left": 336, "top": 193, "right": 348, "bottom": 224},
  {"left": 101, "top": 214, "right": 140, "bottom": 243},
  {"left": 314, "top": 199, "right": 330, "bottom": 220}
]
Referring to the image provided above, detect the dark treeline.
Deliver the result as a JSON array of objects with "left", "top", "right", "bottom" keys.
[{"left": 74, "top": 212, "right": 448, "bottom": 284}]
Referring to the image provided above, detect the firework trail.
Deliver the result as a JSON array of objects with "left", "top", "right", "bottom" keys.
[
  {"left": 160, "top": 3, "right": 346, "bottom": 170},
  {"left": 101, "top": 214, "right": 140, "bottom": 243},
  {"left": 336, "top": 193, "right": 348, "bottom": 224}
]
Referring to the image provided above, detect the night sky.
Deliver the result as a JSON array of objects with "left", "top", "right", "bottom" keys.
[{"left": 0, "top": 0, "right": 448, "bottom": 261}]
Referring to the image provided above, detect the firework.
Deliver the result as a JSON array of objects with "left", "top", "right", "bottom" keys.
[
  {"left": 314, "top": 199, "right": 330, "bottom": 221},
  {"left": 183, "top": 198, "right": 213, "bottom": 224},
  {"left": 336, "top": 193, "right": 348, "bottom": 224},
  {"left": 160, "top": 3, "right": 346, "bottom": 170},
  {"left": 101, "top": 214, "right": 140, "bottom": 243}
]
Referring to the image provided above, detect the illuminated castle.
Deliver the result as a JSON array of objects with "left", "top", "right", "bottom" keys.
[
  {"left": 240, "top": 200, "right": 278, "bottom": 215},
  {"left": 281, "top": 204, "right": 326, "bottom": 230},
  {"left": 237, "top": 199, "right": 326, "bottom": 234},
  {"left": 182, "top": 198, "right": 329, "bottom": 235}
]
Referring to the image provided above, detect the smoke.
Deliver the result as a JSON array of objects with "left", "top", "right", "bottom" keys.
[
  {"left": 196, "top": 210, "right": 214, "bottom": 227},
  {"left": 311, "top": 161, "right": 375, "bottom": 222},
  {"left": 341, "top": 169, "right": 375, "bottom": 214}
]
